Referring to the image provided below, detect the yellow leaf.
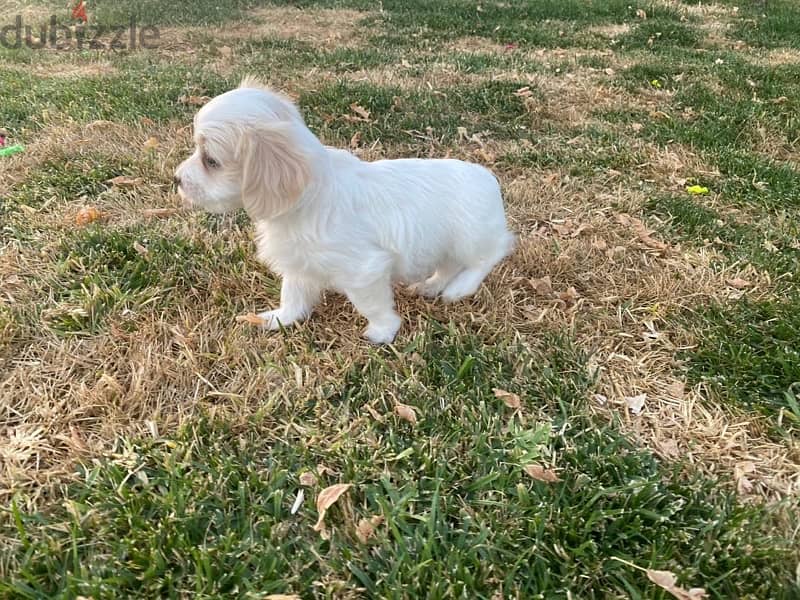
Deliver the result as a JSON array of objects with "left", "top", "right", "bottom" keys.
[
  {"left": 646, "top": 569, "right": 707, "bottom": 600},
  {"left": 686, "top": 185, "right": 709, "bottom": 195},
  {"left": 493, "top": 388, "right": 521, "bottom": 409},
  {"left": 524, "top": 464, "right": 559, "bottom": 483},
  {"left": 395, "top": 402, "right": 417, "bottom": 425},
  {"left": 313, "top": 483, "right": 352, "bottom": 533},
  {"left": 142, "top": 136, "right": 159, "bottom": 150}
]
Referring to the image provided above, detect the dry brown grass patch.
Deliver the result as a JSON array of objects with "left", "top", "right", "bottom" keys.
[{"left": 230, "top": 6, "right": 368, "bottom": 49}]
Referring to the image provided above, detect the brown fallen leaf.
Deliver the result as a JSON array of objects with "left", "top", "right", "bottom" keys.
[
  {"left": 557, "top": 287, "right": 580, "bottom": 309},
  {"left": 264, "top": 595, "right": 301, "bottom": 600},
  {"left": 350, "top": 131, "right": 361, "bottom": 150},
  {"left": 531, "top": 276, "right": 553, "bottom": 296},
  {"left": 133, "top": 241, "right": 149, "bottom": 257},
  {"left": 178, "top": 94, "right": 211, "bottom": 106},
  {"left": 493, "top": 388, "right": 521, "bottom": 409},
  {"left": 514, "top": 86, "right": 534, "bottom": 98},
  {"left": 637, "top": 230, "right": 669, "bottom": 251},
  {"left": 616, "top": 213, "right": 669, "bottom": 252},
  {"left": 355, "top": 515, "right": 385, "bottom": 544},
  {"left": 235, "top": 313, "right": 267, "bottom": 326},
  {"left": 142, "top": 208, "right": 180, "bottom": 218},
  {"left": 550, "top": 220, "right": 574, "bottom": 236},
  {"left": 313, "top": 483, "right": 352, "bottom": 533},
  {"left": 524, "top": 464, "right": 560, "bottom": 483},
  {"left": 734, "top": 461, "right": 756, "bottom": 495},
  {"left": 395, "top": 402, "right": 417, "bottom": 426},
  {"left": 75, "top": 206, "right": 105, "bottom": 226},
  {"left": 299, "top": 471, "right": 317, "bottom": 487},
  {"left": 646, "top": 569, "right": 707, "bottom": 600},
  {"left": 349, "top": 103, "right": 371, "bottom": 121},
  {"left": 107, "top": 175, "right": 143, "bottom": 187},
  {"left": 726, "top": 277, "right": 751, "bottom": 289},
  {"left": 142, "top": 136, "right": 159, "bottom": 150}
]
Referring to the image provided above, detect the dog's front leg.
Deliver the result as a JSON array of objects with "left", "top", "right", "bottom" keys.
[
  {"left": 259, "top": 276, "right": 321, "bottom": 330},
  {"left": 344, "top": 276, "right": 402, "bottom": 344}
]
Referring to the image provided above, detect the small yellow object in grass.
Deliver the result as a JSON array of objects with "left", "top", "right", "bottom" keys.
[
  {"left": 686, "top": 185, "right": 709, "bottom": 195},
  {"left": 650, "top": 79, "right": 662, "bottom": 88}
]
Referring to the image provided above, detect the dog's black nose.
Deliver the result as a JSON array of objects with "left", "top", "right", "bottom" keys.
[{"left": 173, "top": 175, "right": 181, "bottom": 187}]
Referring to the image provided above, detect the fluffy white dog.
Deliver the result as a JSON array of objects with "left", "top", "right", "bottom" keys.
[{"left": 175, "top": 77, "right": 515, "bottom": 344}]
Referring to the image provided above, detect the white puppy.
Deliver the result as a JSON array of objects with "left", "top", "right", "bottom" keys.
[{"left": 175, "top": 77, "right": 515, "bottom": 344}]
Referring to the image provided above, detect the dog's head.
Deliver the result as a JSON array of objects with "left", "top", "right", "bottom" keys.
[{"left": 175, "top": 77, "right": 313, "bottom": 219}]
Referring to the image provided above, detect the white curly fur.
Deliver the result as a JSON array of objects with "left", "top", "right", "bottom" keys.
[{"left": 175, "top": 77, "right": 515, "bottom": 344}]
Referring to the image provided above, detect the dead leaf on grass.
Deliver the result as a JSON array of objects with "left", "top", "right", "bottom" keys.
[
  {"left": 646, "top": 569, "right": 707, "bottom": 600},
  {"left": 299, "top": 471, "right": 317, "bottom": 487},
  {"left": 133, "top": 241, "right": 149, "bottom": 257},
  {"left": 726, "top": 277, "right": 751, "bottom": 289},
  {"left": 395, "top": 402, "right": 417, "bottom": 425},
  {"left": 350, "top": 131, "right": 361, "bottom": 149},
  {"left": 514, "top": 86, "right": 534, "bottom": 98},
  {"left": 355, "top": 515, "right": 385, "bottom": 544},
  {"left": 75, "top": 206, "right": 105, "bottom": 226},
  {"left": 107, "top": 175, "right": 143, "bottom": 187},
  {"left": 524, "top": 464, "right": 559, "bottom": 483},
  {"left": 349, "top": 103, "right": 371, "bottom": 121},
  {"left": 734, "top": 461, "right": 756, "bottom": 495},
  {"left": 142, "top": 208, "right": 180, "bottom": 218},
  {"left": 235, "top": 313, "right": 267, "bottom": 326},
  {"left": 530, "top": 276, "right": 553, "bottom": 296},
  {"left": 178, "top": 94, "right": 211, "bottom": 106},
  {"left": 493, "top": 388, "right": 521, "bottom": 409},
  {"left": 625, "top": 393, "right": 647, "bottom": 415},
  {"left": 265, "top": 595, "right": 301, "bottom": 600},
  {"left": 142, "top": 136, "right": 159, "bottom": 150},
  {"left": 557, "top": 287, "right": 580, "bottom": 309},
  {"left": 313, "top": 483, "right": 353, "bottom": 533}
]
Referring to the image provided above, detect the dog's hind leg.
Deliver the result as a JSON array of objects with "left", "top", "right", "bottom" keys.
[
  {"left": 410, "top": 259, "right": 463, "bottom": 298},
  {"left": 440, "top": 233, "right": 514, "bottom": 302}
]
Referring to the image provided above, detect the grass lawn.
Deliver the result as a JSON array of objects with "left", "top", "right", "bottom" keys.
[{"left": 1, "top": 0, "right": 799, "bottom": 597}]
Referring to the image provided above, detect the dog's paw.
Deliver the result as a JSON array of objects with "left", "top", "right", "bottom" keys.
[
  {"left": 363, "top": 315, "right": 401, "bottom": 345},
  {"left": 408, "top": 280, "right": 440, "bottom": 298},
  {"left": 257, "top": 309, "right": 293, "bottom": 331}
]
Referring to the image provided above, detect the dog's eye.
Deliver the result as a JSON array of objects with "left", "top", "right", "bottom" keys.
[{"left": 203, "top": 155, "right": 220, "bottom": 169}]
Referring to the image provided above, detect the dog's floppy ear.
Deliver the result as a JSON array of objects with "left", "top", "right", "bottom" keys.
[{"left": 238, "top": 122, "right": 311, "bottom": 220}]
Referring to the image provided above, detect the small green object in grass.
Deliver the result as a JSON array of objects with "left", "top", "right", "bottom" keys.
[
  {"left": 0, "top": 144, "right": 24, "bottom": 158},
  {"left": 686, "top": 185, "right": 709, "bottom": 195}
]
